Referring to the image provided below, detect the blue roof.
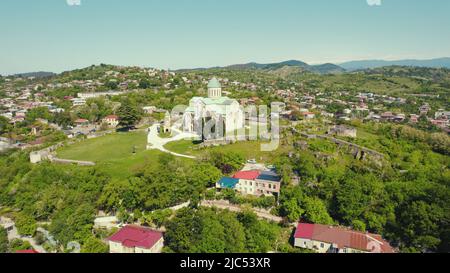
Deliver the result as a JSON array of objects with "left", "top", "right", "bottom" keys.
[
  {"left": 218, "top": 177, "right": 239, "bottom": 189},
  {"left": 257, "top": 171, "right": 281, "bottom": 182}
]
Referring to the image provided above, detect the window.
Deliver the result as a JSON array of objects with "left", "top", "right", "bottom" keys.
[{"left": 320, "top": 243, "right": 324, "bottom": 248}]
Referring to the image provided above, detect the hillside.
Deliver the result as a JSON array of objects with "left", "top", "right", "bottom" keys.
[
  {"left": 181, "top": 60, "right": 346, "bottom": 75},
  {"left": 11, "top": 71, "right": 56, "bottom": 78},
  {"left": 340, "top": 57, "right": 450, "bottom": 71}
]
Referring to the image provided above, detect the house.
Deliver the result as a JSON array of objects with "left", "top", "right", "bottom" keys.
[
  {"left": 293, "top": 223, "right": 395, "bottom": 253},
  {"left": 419, "top": 104, "right": 431, "bottom": 115},
  {"left": 108, "top": 225, "right": 164, "bottom": 253},
  {"left": 409, "top": 114, "right": 419, "bottom": 123},
  {"left": 255, "top": 170, "right": 282, "bottom": 196},
  {"left": 232, "top": 170, "right": 260, "bottom": 195},
  {"left": 431, "top": 119, "right": 449, "bottom": 129},
  {"left": 102, "top": 115, "right": 119, "bottom": 128},
  {"left": 74, "top": 119, "right": 90, "bottom": 126},
  {"left": 393, "top": 114, "right": 406, "bottom": 122},
  {"left": 381, "top": 112, "right": 394, "bottom": 121},
  {"left": 435, "top": 110, "right": 450, "bottom": 120},
  {"left": 300, "top": 112, "right": 315, "bottom": 120},
  {"left": 71, "top": 98, "right": 86, "bottom": 107},
  {"left": 217, "top": 169, "right": 282, "bottom": 197}
]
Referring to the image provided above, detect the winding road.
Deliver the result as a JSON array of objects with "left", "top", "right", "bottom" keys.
[{"left": 146, "top": 124, "right": 199, "bottom": 159}]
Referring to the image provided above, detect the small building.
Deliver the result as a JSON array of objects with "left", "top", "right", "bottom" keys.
[
  {"left": 102, "top": 115, "right": 119, "bottom": 128},
  {"left": 381, "top": 112, "right": 394, "bottom": 121},
  {"left": 94, "top": 216, "right": 119, "bottom": 230},
  {"left": 108, "top": 225, "right": 164, "bottom": 253},
  {"left": 293, "top": 223, "right": 394, "bottom": 253},
  {"left": 435, "top": 110, "right": 450, "bottom": 120},
  {"left": 300, "top": 112, "right": 315, "bottom": 120},
  {"left": 71, "top": 98, "right": 86, "bottom": 107},
  {"left": 409, "top": 114, "right": 419, "bottom": 123},
  {"left": 74, "top": 119, "right": 90, "bottom": 126},
  {"left": 419, "top": 104, "right": 431, "bottom": 115}
]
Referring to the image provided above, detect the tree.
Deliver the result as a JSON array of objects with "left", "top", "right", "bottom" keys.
[
  {"left": 303, "top": 197, "right": 333, "bottom": 225},
  {"left": 9, "top": 239, "right": 32, "bottom": 252},
  {"left": 81, "top": 236, "right": 109, "bottom": 253},
  {"left": 0, "top": 116, "right": 12, "bottom": 135},
  {"left": 139, "top": 79, "right": 151, "bottom": 89},
  {"left": 397, "top": 201, "right": 444, "bottom": 252},
  {"left": 207, "top": 151, "right": 244, "bottom": 174},
  {"left": 0, "top": 227, "right": 8, "bottom": 253},
  {"left": 283, "top": 198, "right": 304, "bottom": 222},
  {"left": 25, "top": 107, "right": 50, "bottom": 123},
  {"left": 105, "top": 80, "right": 118, "bottom": 90},
  {"left": 15, "top": 213, "right": 37, "bottom": 237},
  {"left": 117, "top": 99, "right": 142, "bottom": 128}
]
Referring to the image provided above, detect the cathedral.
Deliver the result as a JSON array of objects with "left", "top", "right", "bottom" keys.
[{"left": 182, "top": 78, "right": 244, "bottom": 140}]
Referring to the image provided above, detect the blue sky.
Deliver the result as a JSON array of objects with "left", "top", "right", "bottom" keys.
[{"left": 1, "top": 0, "right": 449, "bottom": 75}]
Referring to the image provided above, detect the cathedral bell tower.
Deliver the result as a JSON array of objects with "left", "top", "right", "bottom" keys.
[{"left": 207, "top": 77, "right": 222, "bottom": 98}]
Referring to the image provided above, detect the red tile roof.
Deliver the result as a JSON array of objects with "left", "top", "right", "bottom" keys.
[
  {"left": 108, "top": 225, "right": 163, "bottom": 249},
  {"left": 233, "top": 170, "right": 260, "bottom": 180},
  {"left": 294, "top": 223, "right": 394, "bottom": 253},
  {"left": 104, "top": 115, "right": 119, "bottom": 120},
  {"left": 294, "top": 223, "right": 315, "bottom": 239},
  {"left": 16, "top": 249, "right": 39, "bottom": 254}
]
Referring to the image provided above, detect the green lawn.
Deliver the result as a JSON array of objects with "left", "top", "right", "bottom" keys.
[
  {"left": 57, "top": 131, "right": 290, "bottom": 180},
  {"left": 57, "top": 131, "right": 167, "bottom": 179},
  {"left": 164, "top": 139, "right": 290, "bottom": 163}
]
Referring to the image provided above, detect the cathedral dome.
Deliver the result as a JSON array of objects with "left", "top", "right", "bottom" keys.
[{"left": 207, "top": 77, "right": 221, "bottom": 89}]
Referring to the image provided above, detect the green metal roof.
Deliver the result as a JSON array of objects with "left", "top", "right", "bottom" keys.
[{"left": 207, "top": 77, "right": 221, "bottom": 89}]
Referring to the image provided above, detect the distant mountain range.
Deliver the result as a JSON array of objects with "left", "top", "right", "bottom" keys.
[
  {"left": 10, "top": 71, "right": 56, "bottom": 78},
  {"left": 183, "top": 57, "right": 450, "bottom": 74},
  {"left": 226, "top": 60, "right": 346, "bottom": 74},
  {"left": 182, "top": 60, "right": 346, "bottom": 74},
  {"left": 7, "top": 57, "right": 450, "bottom": 78},
  {"left": 339, "top": 57, "right": 450, "bottom": 71}
]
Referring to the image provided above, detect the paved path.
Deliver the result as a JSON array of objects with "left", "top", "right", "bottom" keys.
[{"left": 146, "top": 124, "right": 198, "bottom": 159}]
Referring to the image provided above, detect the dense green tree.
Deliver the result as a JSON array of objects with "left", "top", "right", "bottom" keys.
[
  {"left": 9, "top": 239, "right": 32, "bottom": 252},
  {"left": 117, "top": 99, "right": 142, "bottom": 128},
  {"left": 81, "top": 236, "right": 109, "bottom": 253},
  {"left": 15, "top": 213, "right": 37, "bottom": 236},
  {"left": 0, "top": 116, "right": 12, "bottom": 135},
  {"left": 303, "top": 197, "right": 334, "bottom": 225},
  {"left": 0, "top": 227, "right": 8, "bottom": 253}
]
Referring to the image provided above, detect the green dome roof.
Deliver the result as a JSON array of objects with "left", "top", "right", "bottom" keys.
[{"left": 207, "top": 77, "right": 221, "bottom": 88}]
